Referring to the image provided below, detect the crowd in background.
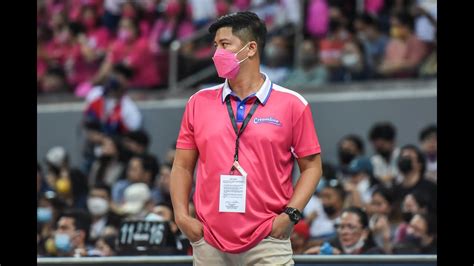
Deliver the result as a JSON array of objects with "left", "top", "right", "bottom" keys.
[
  {"left": 37, "top": 104, "right": 437, "bottom": 256},
  {"left": 37, "top": 0, "right": 437, "bottom": 95}
]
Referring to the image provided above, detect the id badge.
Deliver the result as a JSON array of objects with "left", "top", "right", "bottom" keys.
[{"left": 219, "top": 174, "right": 246, "bottom": 213}]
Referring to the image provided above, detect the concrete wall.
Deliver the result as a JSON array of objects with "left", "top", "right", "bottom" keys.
[{"left": 37, "top": 81, "right": 436, "bottom": 169}]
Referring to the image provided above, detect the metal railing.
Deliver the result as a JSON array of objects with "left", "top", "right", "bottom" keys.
[{"left": 38, "top": 255, "right": 437, "bottom": 265}]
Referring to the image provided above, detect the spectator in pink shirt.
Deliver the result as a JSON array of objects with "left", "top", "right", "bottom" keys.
[
  {"left": 378, "top": 12, "right": 428, "bottom": 78},
  {"left": 148, "top": 0, "right": 195, "bottom": 53},
  {"left": 79, "top": 5, "right": 112, "bottom": 62},
  {"left": 93, "top": 17, "right": 161, "bottom": 89}
]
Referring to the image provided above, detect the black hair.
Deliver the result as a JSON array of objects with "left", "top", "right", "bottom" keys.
[
  {"left": 321, "top": 162, "right": 337, "bottom": 180},
  {"left": 209, "top": 11, "right": 267, "bottom": 55},
  {"left": 340, "top": 134, "right": 365, "bottom": 154},
  {"left": 125, "top": 130, "right": 150, "bottom": 148},
  {"left": 393, "top": 12, "right": 415, "bottom": 31},
  {"left": 356, "top": 13, "right": 376, "bottom": 26},
  {"left": 407, "top": 190, "right": 430, "bottom": 210},
  {"left": 372, "top": 185, "right": 394, "bottom": 205},
  {"left": 46, "top": 66, "right": 66, "bottom": 79},
  {"left": 399, "top": 144, "right": 426, "bottom": 177},
  {"left": 419, "top": 124, "right": 437, "bottom": 142},
  {"left": 83, "top": 119, "right": 102, "bottom": 132},
  {"left": 112, "top": 63, "right": 134, "bottom": 80},
  {"left": 342, "top": 206, "right": 369, "bottom": 229},
  {"left": 67, "top": 22, "right": 85, "bottom": 37},
  {"left": 417, "top": 213, "right": 437, "bottom": 236},
  {"left": 133, "top": 153, "right": 160, "bottom": 185},
  {"left": 99, "top": 234, "right": 117, "bottom": 252},
  {"left": 369, "top": 121, "right": 396, "bottom": 142},
  {"left": 91, "top": 183, "right": 112, "bottom": 198},
  {"left": 329, "top": 19, "right": 343, "bottom": 33},
  {"left": 325, "top": 179, "right": 346, "bottom": 202},
  {"left": 59, "top": 209, "right": 91, "bottom": 242}
]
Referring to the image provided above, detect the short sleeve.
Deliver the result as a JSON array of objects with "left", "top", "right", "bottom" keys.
[
  {"left": 176, "top": 96, "right": 197, "bottom": 150},
  {"left": 291, "top": 104, "right": 321, "bottom": 158}
]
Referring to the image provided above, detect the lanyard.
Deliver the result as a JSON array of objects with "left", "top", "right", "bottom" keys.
[{"left": 225, "top": 96, "right": 260, "bottom": 171}]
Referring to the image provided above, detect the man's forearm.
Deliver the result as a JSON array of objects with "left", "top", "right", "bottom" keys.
[
  {"left": 170, "top": 165, "right": 194, "bottom": 220},
  {"left": 287, "top": 164, "right": 322, "bottom": 211}
]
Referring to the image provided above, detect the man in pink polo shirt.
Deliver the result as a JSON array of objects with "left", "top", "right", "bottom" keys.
[{"left": 170, "top": 11, "right": 323, "bottom": 265}]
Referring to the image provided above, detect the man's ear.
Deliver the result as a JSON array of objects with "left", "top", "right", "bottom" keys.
[{"left": 247, "top": 41, "right": 258, "bottom": 58}]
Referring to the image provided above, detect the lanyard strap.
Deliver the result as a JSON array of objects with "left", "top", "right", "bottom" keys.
[{"left": 225, "top": 96, "right": 260, "bottom": 163}]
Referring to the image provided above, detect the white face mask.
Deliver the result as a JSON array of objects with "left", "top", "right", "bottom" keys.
[
  {"left": 145, "top": 213, "right": 165, "bottom": 221},
  {"left": 94, "top": 146, "right": 103, "bottom": 157},
  {"left": 342, "top": 235, "right": 366, "bottom": 254},
  {"left": 87, "top": 197, "right": 109, "bottom": 216},
  {"left": 357, "top": 178, "right": 370, "bottom": 194},
  {"left": 342, "top": 53, "right": 359, "bottom": 67}
]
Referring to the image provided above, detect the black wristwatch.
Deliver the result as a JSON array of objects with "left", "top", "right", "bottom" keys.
[{"left": 284, "top": 207, "right": 302, "bottom": 224}]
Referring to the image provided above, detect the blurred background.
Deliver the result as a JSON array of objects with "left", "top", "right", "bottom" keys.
[{"left": 37, "top": 0, "right": 437, "bottom": 262}]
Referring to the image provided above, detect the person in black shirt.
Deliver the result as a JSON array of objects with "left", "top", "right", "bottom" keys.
[{"left": 392, "top": 145, "right": 436, "bottom": 212}]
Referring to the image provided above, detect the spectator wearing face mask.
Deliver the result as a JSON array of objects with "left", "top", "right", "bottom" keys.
[
  {"left": 303, "top": 164, "right": 339, "bottom": 240},
  {"left": 260, "top": 35, "right": 291, "bottom": 84},
  {"left": 392, "top": 145, "right": 436, "bottom": 209},
  {"left": 377, "top": 12, "right": 428, "bottom": 78},
  {"left": 93, "top": 17, "right": 161, "bottom": 89},
  {"left": 394, "top": 190, "right": 433, "bottom": 245},
  {"left": 76, "top": 5, "right": 111, "bottom": 64},
  {"left": 418, "top": 124, "right": 437, "bottom": 183},
  {"left": 343, "top": 157, "right": 378, "bottom": 208},
  {"left": 368, "top": 122, "right": 400, "bottom": 188},
  {"left": 315, "top": 180, "right": 347, "bottom": 239},
  {"left": 89, "top": 234, "right": 117, "bottom": 257},
  {"left": 87, "top": 185, "right": 123, "bottom": 244},
  {"left": 148, "top": 0, "right": 195, "bottom": 53},
  {"left": 52, "top": 210, "right": 91, "bottom": 257},
  {"left": 147, "top": 202, "right": 191, "bottom": 255},
  {"left": 340, "top": 40, "right": 368, "bottom": 82},
  {"left": 319, "top": 19, "right": 351, "bottom": 82},
  {"left": 81, "top": 120, "right": 106, "bottom": 176},
  {"left": 112, "top": 153, "right": 160, "bottom": 204},
  {"left": 304, "top": 207, "right": 383, "bottom": 255},
  {"left": 43, "top": 22, "right": 87, "bottom": 92},
  {"left": 151, "top": 162, "right": 173, "bottom": 207},
  {"left": 45, "top": 146, "right": 89, "bottom": 209},
  {"left": 336, "top": 134, "right": 365, "bottom": 179},
  {"left": 353, "top": 13, "right": 389, "bottom": 78},
  {"left": 393, "top": 213, "right": 436, "bottom": 254},
  {"left": 282, "top": 40, "right": 328, "bottom": 88},
  {"left": 88, "top": 135, "right": 126, "bottom": 188},
  {"left": 84, "top": 63, "right": 142, "bottom": 136},
  {"left": 37, "top": 193, "right": 58, "bottom": 256},
  {"left": 366, "top": 186, "right": 400, "bottom": 254}
]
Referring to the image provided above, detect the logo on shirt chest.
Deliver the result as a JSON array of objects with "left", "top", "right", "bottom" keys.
[{"left": 253, "top": 117, "right": 282, "bottom": 127}]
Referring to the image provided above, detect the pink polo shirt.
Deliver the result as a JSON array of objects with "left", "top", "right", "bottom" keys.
[{"left": 176, "top": 73, "right": 321, "bottom": 253}]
